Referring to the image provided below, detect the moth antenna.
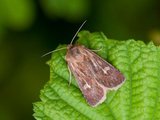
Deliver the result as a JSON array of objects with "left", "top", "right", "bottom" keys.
[
  {"left": 42, "top": 20, "right": 87, "bottom": 57},
  {"left": 70, "top": 20, "right": 87, "bottom": 45},
  {"left": 41, "top": 47, "right": 67, "bottom": 57}
]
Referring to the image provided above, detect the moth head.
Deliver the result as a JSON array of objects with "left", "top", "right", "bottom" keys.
[
  {"left": 68, "top": 46, "right": 81, "bottom": 55},
  {"left": 66, "top": 46, "right": 85, "bottom": 62}
]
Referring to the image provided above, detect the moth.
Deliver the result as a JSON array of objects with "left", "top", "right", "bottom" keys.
[
  {"left": 66, "top": 45, "right": 125, "bottom": 107},
  {"left": 43, "top": 21, "right": 125, "bottom": 107}
]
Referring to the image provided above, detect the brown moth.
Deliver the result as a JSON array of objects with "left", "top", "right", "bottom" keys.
[
  {"left": 42, "top": 21, "right": 125, "bottom": 107},
  {"left": 65, "top": 45, "right": 125, "bottom": 107},
  {"left": 64, "top": 21, "right": 125, "bottom": 107}
]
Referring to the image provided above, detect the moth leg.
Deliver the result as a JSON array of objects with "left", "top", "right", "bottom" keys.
[
  {"left": 68, "top": 66, "right": 72, "bottom": 86},
  {"left": 90, "top": 45, "right": 104, "bottom": 52},
  {"left": 65, "top": 55, "right": 72, "bottom": 86}
]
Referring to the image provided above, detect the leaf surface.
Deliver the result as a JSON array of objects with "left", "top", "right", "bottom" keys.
[{"left": 33, "top": 31, "right": 160, "bottom": 120}]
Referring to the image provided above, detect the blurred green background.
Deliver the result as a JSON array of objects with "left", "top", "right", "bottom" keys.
[{"left": 0, "top": 0, "right": 160, "bottom": 120}]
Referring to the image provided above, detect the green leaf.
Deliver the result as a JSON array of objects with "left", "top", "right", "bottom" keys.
[
  {"left": 33, "top": 31, "right": 160, "bottom": 120},
  {"left": 0, "top": 0, "right": 35, "bottom": 29}
]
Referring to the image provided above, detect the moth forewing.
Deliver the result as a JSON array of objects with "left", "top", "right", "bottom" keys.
[{"left": 65, "top": 45, "right": 125, "bottom": 107}]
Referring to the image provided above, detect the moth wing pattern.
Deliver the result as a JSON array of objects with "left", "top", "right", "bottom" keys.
[
  {"left": 66, "top": 45, "right": 125, "bottom": 107},
  {"left": 85, "top": 47, "right": 125, "bottom": 90}
]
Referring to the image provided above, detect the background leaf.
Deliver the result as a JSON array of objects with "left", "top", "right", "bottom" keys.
[
  {"left": 40, "top": 0, "right": 90, "bottom": 21},
  {"left": 33, "top": 30, "right": 160, "bottom": 120},
  {"left": 0, "top": 0, "right": 35, "bottom": 30}
]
